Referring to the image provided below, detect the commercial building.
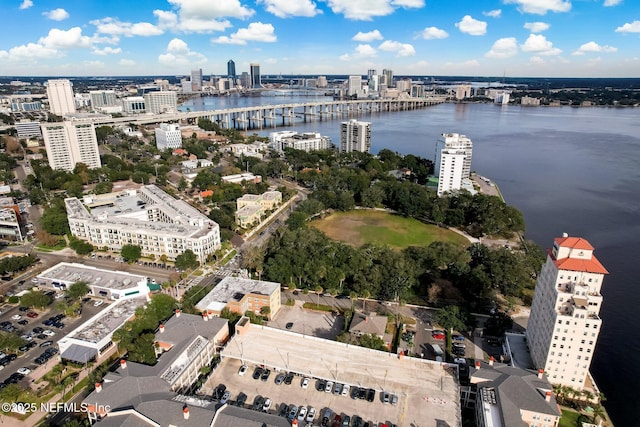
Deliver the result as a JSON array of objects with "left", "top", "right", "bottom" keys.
[
  {"left": 195, "top": 276, "right": 281, "bottom": 320},
  {"left": 347, "top": 75, "right": 362, "bottom": 97},
  {"left": 382, "top": 68, "right": 394, "bottom": 87},
  {"left": 269, "top": 131, "right": 333, "bottom": 153},
  {"left": 227, "top": 59, "right": 236, "bottom": 82},
  {"left": 0, "top": 207, "right": 23, "bottom": 241},
  {"left": 46, "top": 79, "right": 76, "bottom": 115},
  {"left": 340, "top": 119, "right": 371, "bottom": 153},
  {"left": 15, "top": 120, "right": 42, "bottom": 138},
  {"left": 65, "top": 185, "right": 221, "bottom": 264},
  {"left": 235, "top": 191, "right": 282, "bottom": 228},
  {"left": 144, "top": 91, "right": 178, "bottom": 114},
  {"left": 41, "top": 121, "right": 102, "bottom": 171},
  {"left": 155, "top": 123, "right": 183, "bottom": 150},
  {"left": 250, "top": 63, "right": 261, "bottom": 88},
  {"left": 527, "top": 234, "right": 608, "bottom": 391},
  {"left": 435, "top": 133, "right": 473, "bottom": 196},
  {"left": 191, "top": 69, "right": 203, "bottom": 92},
  {"left": 122, "top": 96, "right": 145, "bottom": 114},
  {"left": 221, "top": 173, "right": 261, "bottom": 185},
  {"left": 89, "top": 90, "right": 118, "bottom": 110}
]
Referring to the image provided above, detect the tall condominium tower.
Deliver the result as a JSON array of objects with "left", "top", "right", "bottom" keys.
[
  {"left": 347, "top": 75, "right": 362, "bottom": 97},
  {"left": 191, "top": 69, "right": 203, "bottom": 92},
  {"left": 382, "top": 69, "right": 394, "bottom": 87},
  {"left": 527, "top": 234, "right": 608, "bottom": 391},
  {"left": 144, "top": 91, "right": 177, "bottom": 114},
  {"left": 89, "top": 90, "right": 118, "bottom": 109},
  {"left": 46, "top": 79, "right": 76, "bottom": 115},
  {"left": 250, "top": 63, "right": 261, "bottom": 88},
  {"left": 227, "top": 59, "right": 236, "bottom": 81},
  {"left": 434, "top": 133, "right": 473, "bottom": 197},
  {"left": 155, "top": 123, "right": 183, "bottom": 150},
  {"left": 41, "top": 121, "right": 101, "bottom": 171},
  {"left": 340, "top": 119, "right": 371, "bottom": 153}
]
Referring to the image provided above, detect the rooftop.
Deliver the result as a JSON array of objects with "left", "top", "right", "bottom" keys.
[
  {"left": 68, "top": 297, "right": 147, "bottom": 344},
  {"left": 38, "top": 262, "right": 147, "bottom": 291},
  {"left": 195, "top": 277, "right": 280, "bottom": 312}
]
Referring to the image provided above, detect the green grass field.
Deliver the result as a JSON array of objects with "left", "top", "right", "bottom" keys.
[{"left": 311, "top": 210, "right": 470, "bottom": 249}]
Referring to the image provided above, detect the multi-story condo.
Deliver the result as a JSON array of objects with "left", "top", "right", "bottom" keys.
[
  {"left": 435, "top": 133, "right": 473, "bottom": 178},
  {"left": 122, "top": 96, "right": 145, "bottom": 114},
  {"left": 46, "top": 79, "right": 76, "bottom": 115},
  {"left": 340, "top": 119, "right": 371, "bottom": 153},
  {"left": 0, "top": 207, "right": 23, "bottom": 241},
  {"left": 89, "top": 90, "right": 118, "bottom": 109},
  {"left": 41, "top": 121, "right": 101, "bottom": 171},
  {"left": 144, "top": 91, "right": 177, "bottom": 114},
  {"left": 155, "top": 123, "right": 182, "bottom": 150},
  {"left": 250, "top": 63, "right": 261, "bottom": 88},
  {"left": 65, "top": 185, "right": 221, "bottom": 264},
  {"left": 269, "top": 131, "right": 332, "bottom": 153},
  {"left": 316, "top": 75, "right": 328, "bottom": 88},
  {"left": 382, "top": 69, "right": 394, "bottom": 87},
  {"left": 527, "top": 234, "right": 608, "bottom": 391},
  {"left": 435, "top": 148, "right": 467, "bottom": 197},
  {"left": 347, "top": 75, "right": 362, "bottom": 97}
]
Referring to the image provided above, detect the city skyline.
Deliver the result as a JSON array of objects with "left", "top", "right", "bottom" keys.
[{"left": 1, "top": 0, "right": 639, "bottom": 78}]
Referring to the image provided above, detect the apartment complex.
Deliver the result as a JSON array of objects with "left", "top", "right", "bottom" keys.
[
  {"left": 527, "top": 234, "right": 608, "bottom": 391},
  {"left": 41, "top": 121, "right": 102, "bottom": 171},
  {"left": 144, "top": 91, "right": 178, "bottom": 114},
  {"left": 46, "top": 79, "right": 76, "bottom": 115},
  {"left": 340, "top": 119, "right": 371, "bottom": 153},
  {"left": 435, "top": 132, "right": 473, "bottom": 196},
  {"left": 89, "top": 90, "right": 117, "bottom": 109},
  {"left": 0, "top": 207, "right": 23, "bottom": 241},
  {"left": 155, "top": 123, "right": 183, "bottom": 150},
  {"left": 65, "top": 185, "right": 220, "bottom": 263},
  {"left": 269, "top": 131, "right": 333, "bottom": 153},
  {"left": 235, "top": 191, "right": 282, "bottom": 228}
]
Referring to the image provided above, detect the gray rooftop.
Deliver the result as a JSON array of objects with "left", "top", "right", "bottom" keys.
[
  {"left": 195, "top": 277, "right": 279, "bottom": 312},
  {"left": 69, "top": 297, "right": 147, "bottom": 344},
  {"left": 39, "top": 262, "right": 147, "bottom": 291},
  {"left": 212, "top": 404, "right": 291, "bottom": 427},
  {"left": 349, "top": 311, "right": 387, "bottom": 337}
]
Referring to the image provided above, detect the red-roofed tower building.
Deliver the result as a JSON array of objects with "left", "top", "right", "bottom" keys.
[{"left": 527, "top": 233, "right": 608, "bottom": 391}]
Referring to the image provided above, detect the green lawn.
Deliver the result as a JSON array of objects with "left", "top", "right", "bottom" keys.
[
  {"left": 311, "top": 210, "right": 470, "bottom": 249},
  {"left": 559, "top": 409, "right": 581, "bottom": 427}
]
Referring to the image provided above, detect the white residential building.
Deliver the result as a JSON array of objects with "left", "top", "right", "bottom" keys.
[
  {"left": 435, "top": 148, "right": 467, "bottom": 197},
  {"left": 65, "top": 185, "right": 221, "bottom": 264},
  {"left": 435, "top": 133, "right": 473, "bottom": 178},
  {"left": 340, "top": 119, "right": 371, "bottom": 153},
  {"left": 527, "top": 234, "right": 608, "bottom": 391},
  {"left": 155, "top": 123, "right": 182, "bottom": 150},
  {"left": 347, "top": 75, "right": 362, "bottom": 97},
  {"left": 269, "top": 131, "right": 332, "bottom": 153},
  {"left": 144, "top": 91, "right": 178, "bottom": 114},
  {"left": 46, "top": 79, "right": 76, "bottom": 115},
  {"left": 90, "top": 90, "right": 118, "bottom": 109},
  {"left": 41, "top": 121, "right": 102, "bottom": 171}
]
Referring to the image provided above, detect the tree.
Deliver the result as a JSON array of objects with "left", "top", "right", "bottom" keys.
[
  {"left": 260, "top": 306, "right": 271, "bottom": 318},
  {"left": 121, "top": 244, "right": 142, "bottom": 262},
  {"left": 436, "top": 305, "right": 468, "bottom": 341},
  {"left": 19, "top": 290, "right": 51, "bottom": 309},
  {"left": 315, "top": 285, "right": 323, "bottom": 308},
  {"left": 0, "top": 331, "right": 26, "bottom": 353},
  {"left": 175, "top": 249, "right": 199, "bottom": 271},
  {"left": 66, "top": 281, "right": 90, "bottom": 300},
  {"left": 69, "top": 237, "right": 93, "bottom": 255},
  {"left": 358, "top": 334, "right": 387, "bottom": 351}
]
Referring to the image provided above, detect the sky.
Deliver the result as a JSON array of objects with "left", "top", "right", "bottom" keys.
[{"left": 1, "top": 0, "right": 640, "bottom": 78}]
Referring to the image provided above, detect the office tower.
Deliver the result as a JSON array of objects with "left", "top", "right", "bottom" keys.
[
  {"left": 89, "top": 90, "right": 118, "bottom": 109},
  {"left": 340, "top": 120, "right": 371, "bottom": 153},
  {"left": 250, "top": 63, "right": 261, "bottom": 88},
  {"left": 347, "top": 75, "right": 362, "bottom": 97},
  {"left": 368, "top": 74, "right": 380, "bottom": 92},
  {"left": 144, "top": 91, "right": 177, "bottom": 114},
  {"left": 46, "top": 79, "right": 76, "bottom": 115},
  {"left": 367, "top": 69, "right": 377, "bottom": 80},
  {"left": 434, "top": 133, "right": 473, "bottom": 197},
  {"left": 382, "top": 69, "right": 394, "bottom": 87},
  {"left": 122, "top": 96, "right": 145, "bottom": 114},
  {"left": 191, "top": 69, "right": 203, "bottom": 92},
  {"left": 41, "top": 121, "right": 101, "bottom": 171},
  {"left": 180, "top": 78, "right": 193, "bottom": 94},
  {"left": 155, "top": 123, "right": 183, "bottom": 150},
  {"left": 227, "top": 59, "right": 236, "bottom": 81},
  {"left": 527, "top": 234, "right": 608, "bottom": 391},
  {"left": 239, "top": 72, "right": 250, "bottom": 89}
]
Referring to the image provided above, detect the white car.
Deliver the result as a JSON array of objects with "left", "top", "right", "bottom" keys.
[
  {"left": 306, "top": 407, "right": 316, "bottom": 422},
  {"left": 341, "top": 384, "right": 350, "bottom": 397},
  {"left": 324, "top": 380, "right": 333, "bottom": 393},
  {"left": 238, "top": 364, "right": 248, "bottom": 376},
  {"left": 301, "top": 377, "right": 310, "bottom": 389},
  {"left": 262, "top": 398, "right": 272, "bottom": 412},
  {"left": 43, "top": 330, "right": 55, "bottom": 337},
  {"left": 297, "top": 406, "right": 307, "bottom": 421},
  {"left": 93, "top": 300, "right": 104, "bottom": 307},
  {"left": 11, "top": 314, "right": 21, "bottom": 320},
  {"left": 17, "top": 367, "right": 31, "bottom": 375}
]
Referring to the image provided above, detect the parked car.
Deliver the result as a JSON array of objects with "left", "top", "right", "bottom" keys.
[
  {"left": 333, "top": 383, "right": 342, "bottom": 395},
  {"left": 252, "top": 367, "right": 263, "bottom": 380},
  {"left": 42, "top": 330, "right": 55, "bottom": 337},
  {"left": 17, "top": 367, "right": 31, "bottom": 375},
  {"left": 235, "top": 392, "right": 247, "bottom": 407},
  {"left": 306, "top": 407, "right": 316, "bottom": 422},
  {"left": 382, "top": 391, "right": 390, "bottom": 404},
  {"left": 285, "top": 322, "right": 294, "bottom": 329},
  {"left": 26, "top": 312, "right": 38, "bottom": 319},
  {"left": 262, "top": 398, "right": 272, "bottom": 412},
  {"left": 391, "top": 393, "right": 398, "bottom": 406},
  {"left": 287, "top": 405, "right": 298, "bottom": 421},
  {"left": 297, "top": 406, "right": 308, "bottom": 421},
  {"left": 220, "top": 391, "right": 231, "bottom": 404},
  {"left": 452, "top": 334, "right": 465, "bottom": 341},
  {"left": 238, "top": 364, "right": 248, "bottom": 376},
  {"left": 17, "top": 320, "right": 28, "bottom": 326},
  {"left": 275, "top": 373, "right": 285, "bottom": 385},
  {"left": 366, "top": 388, "right": 375, "bottom": 402},
  {"left": 252, "top": 396, "right": 265, "bottom": 411},
  {"left": 341, "top": 383, "right": 350, "bottom": 396},
  {"left": 11, "top": 315, "right": 21, "bottom": 320},
  {"left": 39, "top": 341, "right": 53, "bottom": 348},
  {"left": 278, "top": 403, "right": 289, "bottom": 417},
  {"left": 284, "top": 372, "right": 294, "bottom": 385},
  {"left": 325, "top": 380, "right": 334, "bottom": 393},
  {"left": 93, "top": 300, "right": 104, "bottom": 307},
  {"left": 260, "top": 369, "right": 271, "bottom": 382},
  {"left": 432, "top": 331, "right": 445, "bottom": 340},
  {"left": 214, "top": 384, "right": 226, "bottom": 400},
  {"left": 301, "top": 377, "right": 310, "bottom": 389}
]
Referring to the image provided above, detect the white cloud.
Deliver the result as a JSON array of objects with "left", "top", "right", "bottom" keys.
[
  {"left": 456, "top": 15, "right": 487, "bottom": 36},
  {"left": 43, "top": 8, "right": 70, "bottom": 21},
  {"left": 158, "top": 38, "right": 207, "bottom": 66},
  {"left": 339, "top": 44, "right": 377, "bottom": 61},
  {"left": 615, "top": 21, "right": 640, "bottom": 33},
  {"left": 521, "top": 34, "right": 562, "bottom": 55},
  {"left": 504, "top": 0, "right": 571, "bottom": 15},
  {"left": 92, "top": 46, "right": 122, "bottom": 56},
  {"left": 91, "top": 18, "right": 164, "bottom": 37},
  {"left": 258, "top": 0, "right": 321, "bottom": 18},
  {"left": 211, "top": 22, "right": 277, "bottom": 45},
  {"left": 378, "top": 40, "right": 416, "bottom": 57},
  {"left": 483, "top": 9, "right": 502, "bottom": 18},
  {"left": 163, "top": 0, "right": 254, "bottom": 33},
  {"left": 6, "top": 43, "right": 59, "bottom": 60},
  {"left": 485, "top": 37, "right": 519, "bottom": 58},
  {"left": 19, "top": 0, "right": 33, "bottom": 10},
  {"left": 84, "top": 60, "right": 105, "bottom": 68},
  {"left": 154, "top": 10, "right": 179, "bottom": 28},
  {"left": 119, "top": 59, "right": 136, "bottom": 66},
  {"left": 572, "top": 41, "right": 617, "bottom": 55},
  {"left": 529, "top": 56, "right": 545, "bottom": 64},
  {"left": 327, "top": 0, "right": 423, "bottom": 21},
  {"left": 604, "top": 0, "right": 622, "bottom": 6},
  {"left": 39, "top": 27, "right": 92, "bottom": 49},
  {"left": 524, "top": 22, "right": 550, "bottom": 32},
  {"left": 352, "top": 30, "right": 383, "bottom": 42},
  {"left": 419, "top": 27, "right": 448, "bottom": 40}
]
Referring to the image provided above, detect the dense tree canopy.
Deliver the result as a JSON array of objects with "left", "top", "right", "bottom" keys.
[{"left": 121, "top": 244, "right": 142, "bottom": 262}]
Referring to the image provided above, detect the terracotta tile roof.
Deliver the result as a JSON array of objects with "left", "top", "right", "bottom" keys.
[
  {"left": 552, "top": 253, "right": 609, "bottom": 275},
  {"left": 555, "top": 236, "right": 594, "bottom": 251}
]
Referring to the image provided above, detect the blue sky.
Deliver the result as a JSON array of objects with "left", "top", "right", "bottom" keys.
[{"left": 1, "top": 0, "right": 639, "bottom": 77}]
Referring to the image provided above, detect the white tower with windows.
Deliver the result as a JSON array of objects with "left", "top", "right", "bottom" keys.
[
  {"left": 46, "top": 79, "right": 76, "bottom": 115},
  {"left": 527, "top": 234, "right": 608, "bottom": 391}
]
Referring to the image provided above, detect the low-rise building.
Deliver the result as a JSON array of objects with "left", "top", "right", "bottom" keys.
[
  {"left": 235, "top": 191, "right": 282, "bottom": 228},
  {"left": 195, "top": 276, "right": 281, "bottom": 320},
  {"left": 268, "top": 131, "right": 333, "bottom": 153},
  {"left": 0, "top": 207, "right": 23, "bottom": 241},
  {"left": 348, "top": 312, "right": 387, "bottom": 339},
  {"left": 221, "top": 173, "right": 262, "bottom": 185}
]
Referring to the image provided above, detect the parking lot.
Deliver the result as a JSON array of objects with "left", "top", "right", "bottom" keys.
[{"left": 267, "top": 301, "right": 344, "bottom": 340}]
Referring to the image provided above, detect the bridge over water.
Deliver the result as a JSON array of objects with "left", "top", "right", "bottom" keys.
[{"left": 92, "top": 96, "right": 447, "bottom": 131}]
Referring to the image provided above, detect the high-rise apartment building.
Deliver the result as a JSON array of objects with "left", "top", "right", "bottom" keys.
[
  {"left": 144, "top": 91, "right": 177, "bottom": 114},
  {"left": 41, "top": 121, "right": 101, "bottom": 171},
  {"left": 46, "top": 79, "right": 76, "bottom": 115},
  {"left": 227, "top": 59, "right": 236, "bottom": 81},
  {"left": 250, "top": 63, "right": 261, "bottom": 88},
  {"left": 191, "top": 69, "right": 203, "bottom": 92},
  {"left": 155, "top": 123, "right": 182, "bottom": 150},
  {"left": 527, "top": 234, "right": 608, "bottom": 391},
  {"left": 316, "top": 76, "right": 327, "bottom": 88},
  {"left": 434, "top": 133, "right": 473, "bottom": 197},
  {"left": 89, "top": 90, "right": 117, "bottom": 109},
  {"left": 435, "top": 133, "right": 473, "bottom": 178},
  {"left": 340, "top": 120, "right": 371, "bottom": 153},
  {"left": 347, "top": 75, "right": 362, "bottom": 97},
  {"left": 382, "top": 69, "right": 394, "bottom": 87}
]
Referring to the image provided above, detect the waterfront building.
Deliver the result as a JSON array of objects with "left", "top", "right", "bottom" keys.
[
  {"left": 382, "top": 68, "right": 394, "bottom": 87},
  {"left": 269, "top": 130, "right": 332, "bottom": 153},
  {"left": 191, "top": 68, "right": 203, "bottom": 92},
  {"left": 347, "top": 75, "right": 362, "bottom": 97},
  {"left": 436, "top": 133, "right": 473, "bottom": 178},
  {"left": 316, "top": 75, "right": 328, "bottom": 88},
  {"left": 521, "top": 96, "right": 541, "bottom": 106},
  {"left": 227, "top": 59, "right": 236, "bottom": 82},
  {"left": 368, "top": 74, "right": 380, "bottom": 92},
  {"left": 144, "top": 91, "right": 178, "bottom": 114},
  {"left": 527, "top": 234, "right": 608, "bottom": 391},
  {"left": 45, "top": 79, "right": 76, "bottom": 115},
  {"left": 250, "top": 63, "right": 261, "bottom": 88},
  {"left": 239, "top": 72, "right": 250, "bottom": 89},
  {"left": 65, "top": 185, "right": 221, "bottom": 264},
  {"left": 435, "top": 148, "right": 466, "bottom": 196},
  {"left": 41, "top": 121, "right": 101, "bottom": 171},
  {"left": 340, "top": 119, "right": 371, "bottom": 153},
  {"left": 455, "top": 84, "right": 472, "bottom": 100},
  {"left": 122, "top": 96, "right": 145, "bottom": 114},
  {"left": 155, "top": 123, "right": 183, "bottom": 150}
]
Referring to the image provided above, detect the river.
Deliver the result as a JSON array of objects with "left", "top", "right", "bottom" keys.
[{"left": 181, "top": 95, "right": 639, "bottom": 426}]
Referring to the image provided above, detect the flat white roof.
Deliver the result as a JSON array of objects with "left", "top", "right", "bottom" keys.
[
  {"left": 38, "top": 262, "right": 146, "bottom": 291},
  {"left": 195, "top": 277, "right": 279, "bottom": 312}
]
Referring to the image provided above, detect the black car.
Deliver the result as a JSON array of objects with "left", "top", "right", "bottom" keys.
[
  {"left": 235, "top": 392, "right": 247, "bottom": 407},
  {"left": 366, "top": 388, "right": 375, "bottom": 402},
  {"left": 285, "top": 322, "right": 294, "bottom": 329},
  {"left": 278, "top": 403, "right": 289, "bottom": 417},
  {"left": 33, "top": 327, "right": 44, "bottom": 334},
  {"left": 252, "top": 367, "right": 263, "bottom": 380},
  {"left": 43, "top": 319, "right": 54, "bottom": 326},
  {"left": 352, "top": 416, "right": 363, "bottom": 427},
  {"left": 214, "top": 384, "right": 226, "bottom": 400},
  {"left": 317, "top": 379, "right": 326, "bottom": 392},
  {"left": 18, "top": 306, "right": 30, "bottom": 312},
  {"left": 19, "top": 342, "right": 37, "bottom": 352},
  {"left": 260, "top": 369, "right": 271, "bottom": 382},
  {"left": 357, "top": 387, "right": 367, "bottom": 400},
  {"left": 17, "top": 320, "right": 28, "bottom": 326},
  {"left": 284, "top": 372, "right": 294, "bottom": 385},
  {"left": 252, "top": 395, "right": 265, "bottom": 411},
  {"left": 275, "top": 373, "right": 285, "bottom": 385}
]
